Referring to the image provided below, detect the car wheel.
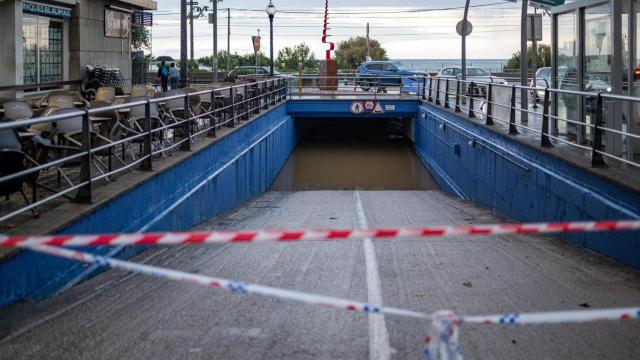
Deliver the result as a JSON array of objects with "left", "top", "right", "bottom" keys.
[{"left": 360, "top": 82, "right": 371, "bottom": 92}]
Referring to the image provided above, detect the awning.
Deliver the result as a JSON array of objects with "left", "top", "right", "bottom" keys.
[{"left": 117, "top": 0, "right": 158, "bottom": 10}]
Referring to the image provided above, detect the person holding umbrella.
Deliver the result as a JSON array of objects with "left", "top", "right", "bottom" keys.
[
  {"left": 157, "top": 61, "right": 169, "bottom": 92},
  {"left": 169, "top": 63, "right": 180, "bottom": 89}
]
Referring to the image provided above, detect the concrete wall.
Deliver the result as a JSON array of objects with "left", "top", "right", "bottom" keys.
[
  {"left": 0, "top": 104, "right": 296, "bottom": 309},
  {"left": 414, "top": 103, "right": 640, "bottom": 268},
  {"left": 70, "top": 0, "right": 134, "bottom": 89},
  {"left": 0, "top": 0, "right": 23, "bottom": 99}
]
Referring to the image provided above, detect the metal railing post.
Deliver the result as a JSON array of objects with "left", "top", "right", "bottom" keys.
[
  {"left": 435, "top": 78, "right": 441, "bottom": 105},
  {"left": 485, "top": 83, "right": 494, "bottom": 125},
  {"left": 508, "top": 85, "right": 518, "bottom": 135},
  {"left": 140, "top": 100, "right": 153, "bottom": 171},
  {"left": 591, "top": 93, "right": 606, "bottom": 167},
  {"left": 422, "top": 75, "right": 427, "bottom": 100},
  {"left": 444, "top": 79, "right": 450, "bottom": 109},
  {"left": 541, "top": 88, "right": 552, "bottom": 147},
  {"left": 73, "top": 110, "right": 93, "bottom": 203},
  {"left": 243, "top": 84, "right": 249, "bottom": 120},
  {"left": 468, "top": 82, "right": 475, "bottom": 118},
  {"left": 208, "top": 89, "right": 217, "bottom": 137},
  {"left": 279, "top": 78, "right": 284, "bottom": 101},
  {"left": 455, "top": 79, "right": 461, "bottom": 113},
  {"left": 427, "top": 77, "right": 433, "bottom": 102},
  {"left": 181, "top": 94, "right": 192, "bottom": 150},
  {"left": 230, "top": 87, "right": 236, "bottom": 127}
]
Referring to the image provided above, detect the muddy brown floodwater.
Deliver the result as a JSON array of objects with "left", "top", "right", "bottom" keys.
[{"left": 270, "top": 119, "right": 440, "bottom": 191}]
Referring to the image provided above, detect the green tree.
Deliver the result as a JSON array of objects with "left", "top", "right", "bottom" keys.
[
  {"left": 335, "top": 37, "right": 388, "bottom": 70},
  {"left": 505, "top": 44, "right": 551, "bottom": 70},
  {"left": 276, "top": 43, "right": 318, "bottom": 72},
  {"left": 198, "top": 51, "right": 270, "bottom": 71},
  {"left": 131, "top": 27, "right": 151, "bottom": 51}
]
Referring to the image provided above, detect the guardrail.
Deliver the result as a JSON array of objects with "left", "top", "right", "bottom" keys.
[
  {"left": 0, "top": 78, "right": 287, "bottom": 225},
  {"left": 285, "top": 73, "right": 639, "bottom": 169},
  {"left": 423, "top": 76, "right": 640, "bottom": 170},
  {"left": 286, "top": 74, "right": 427, "bottom": 99}
]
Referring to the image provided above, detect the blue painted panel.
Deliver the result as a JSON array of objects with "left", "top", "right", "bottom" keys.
[
  {"left": 287, "top": 99, "right": 420, "bottom": 118},
  {"left": 414, "top": 103, "right": 640, "bottom": 268},
  {"left": 0, "top": 104, "right": 296, "bottom": 309}
]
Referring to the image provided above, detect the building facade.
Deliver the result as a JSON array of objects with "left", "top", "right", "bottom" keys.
[
  {"left": 0, "top": 0, "right": 156, "bottom": 98},
  {"left": 552, "top": 0, "right": 639, "bottom": 160}
]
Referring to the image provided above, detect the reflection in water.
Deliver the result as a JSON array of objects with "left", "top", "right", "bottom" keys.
[{"left": 270, "top": 119, "right": 440, "bottom": 191}]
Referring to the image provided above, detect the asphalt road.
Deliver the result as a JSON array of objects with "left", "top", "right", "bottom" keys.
[{"left": 1, "top": 190, "right": 640, "bottom": 359}]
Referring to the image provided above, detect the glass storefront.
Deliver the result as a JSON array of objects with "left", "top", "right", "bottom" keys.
[
  {"left": 556, "top": 12, "right": 578, "bottom": 136},
  {"left": 22, "top": 15, "right": 64, "bottom": 87},
  {"left": 554, "top": 0, "right": 640, "bottom": 159}
]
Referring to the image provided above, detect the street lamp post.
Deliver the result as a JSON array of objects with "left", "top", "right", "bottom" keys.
[
  {"left": 212, "top": 0, "right": 221, "bottom": 82},
  {"left": 267, "top": 1, "right": 276, "bottom": 77}
]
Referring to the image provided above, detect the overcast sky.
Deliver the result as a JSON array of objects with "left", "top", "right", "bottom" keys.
[{"left": 151, "top": 0, "right": 554, "bottom": 60}]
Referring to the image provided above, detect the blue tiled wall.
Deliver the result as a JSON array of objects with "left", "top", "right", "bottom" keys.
[
  {"left": 0, "top": 104, "right": 296, "bottom": 309},
  {"left": 414, "top": 104, "right": 640, "bottom": 268}
]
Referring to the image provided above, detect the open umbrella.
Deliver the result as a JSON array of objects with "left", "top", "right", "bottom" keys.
[{"left": 154, "top": 56, "right": 175, "bottom": 62}]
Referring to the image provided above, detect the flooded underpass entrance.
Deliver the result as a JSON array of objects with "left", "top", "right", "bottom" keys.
[
  {"left": 4, "top": 111, "right": 640, "bottom": 360},
  {"left": 271, "top": 118, "right": 439, "bottom": 191}
]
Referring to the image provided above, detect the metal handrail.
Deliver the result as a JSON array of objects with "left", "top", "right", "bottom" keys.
[
  {"left": 0, "top": 77, "right": 288, "bottom": 224},
  {"left": 425, "top": 76, "right": 640, "bottom": 169}
]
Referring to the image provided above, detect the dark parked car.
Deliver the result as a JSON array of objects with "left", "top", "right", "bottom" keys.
[
  {"left": 356, "top": 61, "right": 427, "bottom": 91},
  {"left": 226, "top": 66, "right": 281, "bottom": 80}
]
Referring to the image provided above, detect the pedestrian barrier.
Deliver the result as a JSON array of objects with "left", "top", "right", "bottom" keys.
[
  {"left": 23, "top": 243, "right": 640, "bottom": 360},
  {"left": 2, "top": 219, "right": 639, "bottom": 247}
]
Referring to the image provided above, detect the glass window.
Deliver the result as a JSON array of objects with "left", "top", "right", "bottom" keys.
[
  {"left": 584, "top": 4, "right": 612, "bottom": 91},
  {"left": 556, "top": 11, "right": 579, "bottom": 136},
  {"left": 393, "top": 62, "right": 410, "bottom": 71},
  {"left": 381, "top": 63, "right": 396, "bottom": 71},
  {"left": 452, "top": 68, "right": 462, "bottom": 76},
  {"left": 583, "top": 4, "right": 612, "bottom": 142},
  {"left": 22, "top": 15, "right": 64, "bottom": 88},
  {"left": 467, "top": 68, "right": 488, "bottom": 76}
]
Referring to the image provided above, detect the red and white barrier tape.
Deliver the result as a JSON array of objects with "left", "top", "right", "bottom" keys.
[
  {"left": 26, "top": 245, "right": 640, "bottom": 359},
  {"left": 3, "top": 219, "right": 639, "bottom": 248}
]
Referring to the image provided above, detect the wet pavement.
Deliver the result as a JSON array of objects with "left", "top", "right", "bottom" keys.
[
  {"left": 2, "top": 190, "right": 640, "bottom": 359},
  {"left": 1, "top": 125, "right": 640, "bottom": 359}
]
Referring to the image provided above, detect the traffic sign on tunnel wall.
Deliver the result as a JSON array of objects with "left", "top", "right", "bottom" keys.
[{"left": 350, "top": 100, "right": 385, "bottom": 115}]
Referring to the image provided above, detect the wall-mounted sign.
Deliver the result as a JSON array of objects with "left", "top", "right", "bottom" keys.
[
  {"left": 132, "top": 11, "right": 153, "bottom": 27},
  {"left": 527, "top": 14, "right": 543, "bottom": 41},
  {"left": 105, "top": 9, "right": 131, "bottom": 39},
  {"left": 350, "top": 101, "right": 364, "bottom": 114},
  {"left": 350, "top": 100, "right": 385, "bottom": 115},
  {"left": 23, "top": 1, "right": 72, "bottom": 19},
  {"left": 530, "top": 0, "right": 565, "bottom": 10}
]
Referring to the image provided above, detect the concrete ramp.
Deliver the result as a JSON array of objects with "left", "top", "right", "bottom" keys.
[{"left": 1, "top": 190, "right": 639, "bottom": 359}]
